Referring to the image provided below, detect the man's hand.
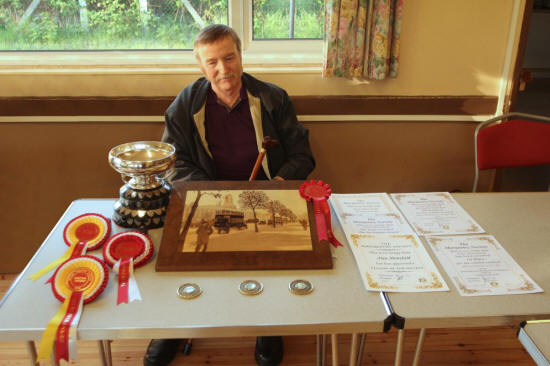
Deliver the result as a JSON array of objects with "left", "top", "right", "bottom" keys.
[{"left": 273, "top": 176, "right": 285, "bottom": 181}]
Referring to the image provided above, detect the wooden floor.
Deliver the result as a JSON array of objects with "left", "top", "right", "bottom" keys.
[{"left": 0, "top": 274, "right": 535, "bottom": 365}]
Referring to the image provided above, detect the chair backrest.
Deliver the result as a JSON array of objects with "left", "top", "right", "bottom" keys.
[{"left": 473, "top": 113, "right": 550, "bottom": 192}]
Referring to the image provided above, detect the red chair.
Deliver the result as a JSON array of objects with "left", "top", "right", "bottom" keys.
[{"left": 473, "top": 113, "right": 550, "bottom": 192}]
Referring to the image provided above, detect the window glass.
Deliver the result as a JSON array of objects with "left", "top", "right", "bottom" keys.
[
  {"left": 0, "top": 0, "right": 228, "bottom": 50},
  {"left": 252, "top": 0, "right": 324, "bottom": 40}
]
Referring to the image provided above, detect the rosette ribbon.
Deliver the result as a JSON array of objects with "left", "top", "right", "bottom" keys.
[
  {"left": 299, "top": 180, "right": 343, "bottom": 248},
  {"left": 114, "top": 258, "right": 142, "bottom": 304},
  {"left": 29, "top": 213, "right": 111, "bottom": 282},
  {"left": 103, "top": 231, "right": 153, "bottom": 305},
  {"left": 37, "top": 255, "right": 108, "bottom": 363},
  {"left": 28, "top": 241, "right": 88, "bottom": 281}
]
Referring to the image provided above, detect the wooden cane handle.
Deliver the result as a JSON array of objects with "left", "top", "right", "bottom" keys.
[{"left": 249, "top": 150, "right": 266, "bottom": 181}]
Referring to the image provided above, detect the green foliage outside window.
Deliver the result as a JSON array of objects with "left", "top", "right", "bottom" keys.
[
  {"left": 0, "top": 0, "right": 324, "bottom": 50},
  {"left": 253, "top": 0, "right": 323, "bottom": 39},
  {"left": 0, "top": 0, "right": 228, "bottom": 50}
]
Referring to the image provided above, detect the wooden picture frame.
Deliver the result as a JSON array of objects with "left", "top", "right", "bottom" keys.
[{"left": 156, "top": 180, "right": 333, "bottom": 271}]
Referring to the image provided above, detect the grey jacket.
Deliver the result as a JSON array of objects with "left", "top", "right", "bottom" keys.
[{"left": 162, "top": 72, "right": 315, "bottom": 181}]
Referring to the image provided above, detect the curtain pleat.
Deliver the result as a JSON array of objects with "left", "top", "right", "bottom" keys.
[{"left": 323, "top": 0, "right": 402, "bottom": 80}]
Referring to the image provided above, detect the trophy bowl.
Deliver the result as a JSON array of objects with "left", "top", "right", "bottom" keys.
[
  {"left": 108, "top": 141, "right": 176, "bottom": 229},
  {"left": 109, "top": 141, "right": 176, "bottom": 190}
]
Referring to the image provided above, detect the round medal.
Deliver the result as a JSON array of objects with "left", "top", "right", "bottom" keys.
[
  {"left": 63, "top": 213, "right": 111, "bottom": 250},
  {"left": 102, "top": 231, "right": 153, "bottom": 268},
  {"left": 289, "top": 279, "right": 314, "bottom": 295},
  {"left": 51, "top": 255, "right": 109, "bottom": 304},
  {"left": 177, "top": 283, "right": 202, "bottom": 299},
  {"left": 239, "top": 280, "right": 264, "bottom": 296}
]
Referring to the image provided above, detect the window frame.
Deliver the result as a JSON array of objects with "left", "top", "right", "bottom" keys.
[
  {"left": 0, "top": 0, "right": 323, "bottom": 72},
  {"left": 236, "top": 0, "right": 323, "bottom": 61}
]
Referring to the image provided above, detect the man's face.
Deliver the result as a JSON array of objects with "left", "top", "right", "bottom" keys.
[{"left": 195, "top": 36, "right": 243, "bottom": 95}]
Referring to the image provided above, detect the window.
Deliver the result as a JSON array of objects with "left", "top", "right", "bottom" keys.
[
  {"left": 252, "top": 0, "right": 323, "bottom": 40},
  {"left": 0, "top": 0, "right": 324, "bottom": 50},
  {"left": 0, "top": 0, "right": 228, "bottom": 50},
  {"left": 0, "top": 0, "right": 323, "bottom": 68}
]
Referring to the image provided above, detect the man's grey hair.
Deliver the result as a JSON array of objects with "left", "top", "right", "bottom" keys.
[{"left": 194, "top": 24, "right": 242, "bottom": 55}]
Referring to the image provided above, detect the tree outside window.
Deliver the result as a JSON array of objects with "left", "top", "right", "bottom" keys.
[{"left": 0, "top": 0, "right": 324, "bottom": 50}]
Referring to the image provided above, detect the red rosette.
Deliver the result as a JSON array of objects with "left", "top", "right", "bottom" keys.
[
  {"left": 63, "top": 213, "right": 111, "bottom": 251},
  {"left": 299, "top": 180, "right": 332, "bottom": 201},
  {"left": 102, "top": 231, "right": 153, "bottom": 269},
  {"left": 51, "top": 255, "right": 109, "bottom": 304},
  {"left": 299, "top": 180, "right": 342, "bottom": 248}
]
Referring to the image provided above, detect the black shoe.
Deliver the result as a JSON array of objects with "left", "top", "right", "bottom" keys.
[
  {"left": 143, "top": 339, "right": 181, "bottom": 366},
  {"left": 254, "top": 336, "right": 283, "bottom": 366}
]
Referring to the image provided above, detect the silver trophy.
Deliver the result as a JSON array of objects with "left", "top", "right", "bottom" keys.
[{"left": 108, "top": 141, "right": 176, "bottom": 229}]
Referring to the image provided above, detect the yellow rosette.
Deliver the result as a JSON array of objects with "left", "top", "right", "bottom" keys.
[
  {"left": 37, "top": 255, "right": 108, "bottom": 363},
  {"left": 63, "top": 213, "right": 111, "bottom": 250},
  {"left": 29, "top": 213, "right": 111, "bottom": 281}
]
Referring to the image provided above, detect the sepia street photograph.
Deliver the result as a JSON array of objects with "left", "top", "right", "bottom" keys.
[{"left": 179, "top": 189, "right": 312, "bottom": 252}]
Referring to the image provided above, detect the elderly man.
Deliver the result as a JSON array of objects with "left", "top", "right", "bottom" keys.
[{"left": 143, "top": 24, "right": 315, "bottom": 366}]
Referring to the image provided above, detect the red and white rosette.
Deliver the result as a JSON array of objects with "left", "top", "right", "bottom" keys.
[
  {"left": 37, "top": 255, "right": 109, "bottom": 363},
  {"left": 103, "top": 231, "right": 153, "bottom": 305},
  {"left": 299, "top": 180, "right": 343, "bottom": 248},
  {"left": 29, "top": 213, "right": 111, "bottom": 282}
]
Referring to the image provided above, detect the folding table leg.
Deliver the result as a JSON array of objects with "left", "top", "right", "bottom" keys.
[
  {"left": 104, "top": 340, "right": 113, "bottom": 366},
  {"left": 26, "top": 341, "right": 37, "bottom": 366},
  {"left": 394, "top": 329, "right": 405, "bottom": 366},
  {"left": 331, "top": 334, "right": 339, "bottom": 366},
  {"left": 321, "top": 334, "right": 327, "bottom": 366},
  {"left": 356, "top": 333, "right": 366, "bottom": 366},
  {"left": 412, "top": 328, "right": 426, "bottom": 366},
  {"left": 316, "top": 335, "right": 322, "bottom": 366},
  {"left": 349, "top": 333, "right": 359, "bottom": 366},
  {"left": 98, "top": 340, "right": 107, "bottom": 366},
  {"left": 98, "top": 339, "right": 113, "bottom": 366},
  {"left": 316, "top": 334, "right": 329, "bottom": 366},
  {"left": 50, "top": 349, "right": 60, "bottom": 366}
]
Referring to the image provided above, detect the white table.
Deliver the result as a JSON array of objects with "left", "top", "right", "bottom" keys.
[
  {"left": 0, "top": 199, "right": 389, "bottom": 365},
  {"left": 518, "top": 320, "right": 550, "bottom": 366},
  {"left": 7, "top": 193, "right": 547, "bottom": 366},
  {"left": 386, "top": 192, "right": 550, "bottom": 365}
]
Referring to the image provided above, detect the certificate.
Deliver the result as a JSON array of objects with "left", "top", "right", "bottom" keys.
[
  {"left": 330, "top": 193, "right": 413, "bottom": 234},
  {"left": 425, "top": 235, "right": 543, "bottom": 296},
  {"left": 391, "top": 192, "right": 485, "bottom": 235},
  {"left": 349, "top": 233, "right": 449, "bottom": 292}
]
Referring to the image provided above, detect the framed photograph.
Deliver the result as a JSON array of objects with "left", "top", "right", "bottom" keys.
[{"left": 156, "top": 180, "right": 333, "bottom": 271}]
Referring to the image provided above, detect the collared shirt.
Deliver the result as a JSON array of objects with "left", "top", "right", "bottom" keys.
[{"left": 205, "top": 85, "right": 266, "bottom": 180}]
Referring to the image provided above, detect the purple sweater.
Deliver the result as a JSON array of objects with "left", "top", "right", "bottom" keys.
[{"left": 205, "top": 86, "right": 266, "bottom": 180}]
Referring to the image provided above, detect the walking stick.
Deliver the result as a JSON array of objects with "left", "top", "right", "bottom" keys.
[{"left": 249, "top": 136, "right": 279, "bottom": 181}]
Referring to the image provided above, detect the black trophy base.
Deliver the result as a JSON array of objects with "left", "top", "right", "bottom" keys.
[{"left": 113, "top": 182, "right": 171, "bottom": 229}]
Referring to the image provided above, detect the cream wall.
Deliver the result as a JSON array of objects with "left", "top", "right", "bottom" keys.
[{"left": 0, "top": 0, "right": 517, "bottom": 98}]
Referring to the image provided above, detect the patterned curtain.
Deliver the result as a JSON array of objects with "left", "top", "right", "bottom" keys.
[{"left": 323, "top": 0, "right": 403, "bottom": 80}]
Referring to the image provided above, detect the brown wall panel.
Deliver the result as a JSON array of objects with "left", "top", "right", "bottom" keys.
[
  {"left": 307, "top": 121, "right": 480, "bottom": 193},
  {"left": 0, "top": 120, "right": 487, "bottom": 273},
  {"left": 0, "top": 122, "right": 164, "bottom": 273},
  {"left": 292, "top": 96, "right": 497, "bottom": 115},
  {"left": 0, "top": 96, "right": 497, "bottom": 116}
]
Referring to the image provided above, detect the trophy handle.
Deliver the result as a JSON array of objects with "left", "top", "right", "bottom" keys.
[
  {"left": 121, "top": 174, "right": 132, "bottom": 184},
  {"left": 161, "top": 167, "right": 175, "bottom": 181}
]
